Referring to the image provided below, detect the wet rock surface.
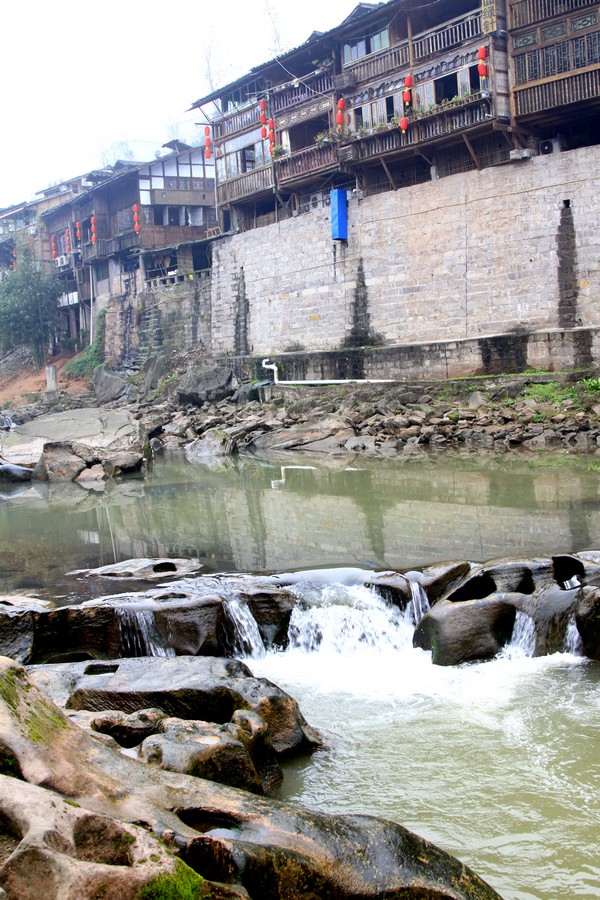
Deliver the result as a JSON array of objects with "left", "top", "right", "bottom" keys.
[
  {"left": 0, "top": 408, "right": 146, "bottom": 481},
  {"left": 0, "top": 657, "right": 502, "bottom": 899}
]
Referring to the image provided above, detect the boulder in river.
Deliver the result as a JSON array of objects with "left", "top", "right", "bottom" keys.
[
  {"left": 0, "top": 408, "right": 146, "bottom": 480},
  {"left": 0, "top": 656, "right": 502, "bottom": 899}
]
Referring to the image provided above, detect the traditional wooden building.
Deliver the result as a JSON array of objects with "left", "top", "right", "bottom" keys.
[
  {"left": 508, "top": 0, "right": 600, "bottom": 148},
  {"left": 191, "top": 0, "right": 514, "bottom": 231},
  {"left": 40, "top": 147, "right": 216, "bottom": 342}
]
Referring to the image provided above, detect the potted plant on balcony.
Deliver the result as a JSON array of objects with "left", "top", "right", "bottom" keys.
[{"left": 272, "top": 145, "right": 287, "bottom": 159}]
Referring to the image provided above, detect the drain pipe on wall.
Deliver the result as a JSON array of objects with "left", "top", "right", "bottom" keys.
[{"left": 262, "top": 359, "right": 396, "bottom": 385}]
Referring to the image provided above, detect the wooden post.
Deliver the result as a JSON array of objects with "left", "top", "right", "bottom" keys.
[{"left": 407, "top": 15, "right": 415, "bottom": 69}]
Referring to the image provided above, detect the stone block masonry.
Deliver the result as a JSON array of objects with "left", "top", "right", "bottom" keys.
[
  {"left": 110, "top": 145, "right": 600, "bottom": 378},
  {"left": 209, "top": 144, "right": 600, "bottom": 361}
]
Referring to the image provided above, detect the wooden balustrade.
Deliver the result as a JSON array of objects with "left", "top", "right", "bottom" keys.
[
  {"left": 344, "top": 42, "right": 410, "bottom": 83},
  {"left": 276, "top": 144, "right": 339, "bottom": 183},
  {"left": 513, "top": 66, "right": 600, "bottom": 115},
  {"left": 216, "top": 165, "right": 274, "bottom": 204},
  {"left": 214, "top": 105, "right": 261, "bottom": 141},
  {"left": 272, "top": 71, "right": 334, "bottom": 115},
  {"left": 510, "top": 0, "right": 593, "bottom": 29},
  {"left": 412, "top": 10, "right": 482, "bottom": 60}
]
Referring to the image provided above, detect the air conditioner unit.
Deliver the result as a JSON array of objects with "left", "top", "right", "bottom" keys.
[
  {"left": 54, "top": 255, "right": 68, "bottom": 268},
  {"left": 539, "top": 137, "right": 562, "bottom": 155}
]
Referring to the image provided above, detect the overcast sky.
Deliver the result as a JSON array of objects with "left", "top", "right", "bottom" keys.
[{"left": 1, "top": 0, "right": 355, "bottom": 209}]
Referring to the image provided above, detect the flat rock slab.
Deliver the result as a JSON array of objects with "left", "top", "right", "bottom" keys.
[
  {"left": 69, "top": 557, "right": 203, "bottom": 581},
  {"left": 26, "top": 656, "right": 322, "bottom": 757},
  {"left": 0, "top": 408, "right": 146, "bottom": 469}
]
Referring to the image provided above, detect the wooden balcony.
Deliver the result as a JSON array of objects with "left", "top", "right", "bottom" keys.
[
  {"left": 272, "top": 70, "right": 334, "bottom": 116},
  {"left": 513, "top": 65, "right": 600, "bottom": 116},
  {"left": 510, "top": 0, "right": 593, "bottom": 29},
  {"left": 342, "top": 9, "right": 481, "bottom": 85},
  {"left": 275, "top": 144, "right": 339, "bottom": 185},
  {"left": 214, "top": 105, "right": 261, "bottom": 142},
  {"left": 412, "top": 9, "right": 482, "bottom": 61},
  {"left": 344, "top": 95, "right": 494, "bottom": 162},
  {"left": 81, "top": 240, "right": 109, "bottom": 261},
  {"left": 216, "top": 164, "right": 274, "bottom": 205}
]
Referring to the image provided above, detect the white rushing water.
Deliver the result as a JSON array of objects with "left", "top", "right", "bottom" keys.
[
  {"left": 248, "top": 579, "right": 600, "bottom": 900},
  {"left": 117, "top": 608, "right": 175, "bottom": 657}
]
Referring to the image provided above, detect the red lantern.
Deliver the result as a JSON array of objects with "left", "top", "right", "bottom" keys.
[
  {"left": 132, "top": 204, "right": 138, "bottom": 213},
  {"left": 91, "top": 223, "right": 96, "bottom": 234},
  {"left": 205, "top": 137, "right": 211, "bottom": 148},
  {"left": 267, "top": 118, "right": 274, "bottom": 130},
  {"left": 260, "top": 112, "right": 267, "bottom": 125},
  {"left": 90, "top": 216, "right": 96, "bottom": 225},
  {"left": 268, "top": 131, "right": 275, "bottom": 144},
  {"left": 478, "top": 62, "right": 488, "bottom": 78},
  {"left": 400, "top": 116, "right": 409, "bottom": 133},
  {"left": 134, "top": 223, "right": 140, "bottom": 234},
  {"left": 133, "top": 213, "right": 139, "bottom": 224},
  {"left": 336, "top": 111, "right": 344, "bottom": 126},
  {"left": 337, "top": 97, "right": 345, "bottom": 111},
  {"left": 205, "top": 150, "right": 211, "bottom": 160},
  {"left": 204, "top": 125, "right": 210, "bottom": 136},
  {"left": 478, "top": 46, "right": 488, "bottom": 60},
  {"left": 261, "top": 126, "right": 267, "bottom": 139},
  {"left": 405, "top": 73, "right": 413, "bottom": 89},
  {"left": 92, "top": 234, "right": 97, "bottom": 244},
  {"left": 259, "top": 99, "right": 267, "bottom": 112},
  {"left": 403, "top": 90, "right": 411, "bottom": 106}
]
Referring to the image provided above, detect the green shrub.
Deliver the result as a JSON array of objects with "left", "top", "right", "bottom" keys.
[{"left": 64, "top": 310, "right": 106, "bottom": 379}]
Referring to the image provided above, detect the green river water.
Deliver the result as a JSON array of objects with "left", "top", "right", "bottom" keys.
[{"left": 1, "top": 449, "right": 599, "bottom": 898}]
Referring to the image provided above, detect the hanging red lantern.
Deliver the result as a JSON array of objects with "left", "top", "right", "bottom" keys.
[
  {"left": 261, "top": 126, "right": 267, "bottom": 139},
  {"left": 260, "top": 112, "right": 267, "bottom": 125},
  {"left": 134, "top": 223, "right": 140, "bottom": 234},
  {"left": 132, "top": 204, "right": 138, "bottom": 213},
  {"left": 478, "top": 46, "right": 488, "bottom": 60},
  {"left": 478, "top": 62, "right": 488, "bottom": 77},
  {"left": 92, "top": 234, "right": 97, "bottom": 244},
  {"left": 400, "top": 116, "right": 409, "bottom": 133},
  {"left": 403, "top": 89, "right": 411, "bottom": 106},
  {"left": 336, "top": 111, "right": 344, "bottom": 126},
  {"left": 337, "top": 97, "right": 345, "bottom": 111},
  {"left": 91, "top": 223, "right": 96, "bottom": 234},
  {"left": 267, "top": 118, "right": 274, "bottom": 130},
  {"left": 52, "top": 252, "right": 57, "bottom": 260},
  {"left": 90, "top": 216, "right": 96, "bottom": 225},
  {"left": 205, "top": 148, "right": 211, "bottom": 160},
  {"left": 259, "top": 99, "right": 267, "bottom": 112},
  {"left": 205, "top": 137, "right": 211, "bottom": 149},
  {"left": 268, "top": 131, "right": 275, "bottom": 145},
  {"left": 133, "top": 213, "right": 139, "bottom": 224},
  {"left": 204, "top": 125, "right": 211, "bottom": 136},
  {"left": 405, "top": 73, "right": 414, "bottom": 89}
]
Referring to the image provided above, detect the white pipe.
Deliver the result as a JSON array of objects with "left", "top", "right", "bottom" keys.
[{"left": 261, "top": 358, "right": 395, "bottom": 385}]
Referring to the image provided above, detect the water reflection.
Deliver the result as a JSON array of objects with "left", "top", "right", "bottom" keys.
[{"left": 2, "top": 450, "right": 600, "bottom": 601}]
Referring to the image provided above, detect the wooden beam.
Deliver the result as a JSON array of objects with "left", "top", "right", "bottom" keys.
[
  {"left": 407, "top": 16, "right": 414, "bottom": 70},
  {"left": 417, "top": 149, "right": 434, "bottom": 166},
  {"left": 462, "top": 134, "right": 481, "bottom": 170},
  {"left": 380, "top": 157, "right": 397, "bottom": 190}
]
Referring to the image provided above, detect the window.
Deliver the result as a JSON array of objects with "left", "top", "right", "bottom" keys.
[
  {"left": 165, "top": 177, "right": 177, "bottom": 190},
  {"left": 543, "top": 41, "right": 570, "bottom": 77},
  {"left": 343, "top": 26, "right": 389, "bottom": 64}
]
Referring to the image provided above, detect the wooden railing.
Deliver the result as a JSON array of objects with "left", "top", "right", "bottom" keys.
[
  {"left": 275, "top": 144, "right": 339, "bottom": 184},
  {"left": 349, "top": 96, "right": 493, "bottom": 160},
  {"left": 216, "top": 164, "right": 274, "bottom": 204},
  {"left": 513, "top": 66, "right": 600, "bottom": 115},
  {"left": 344, "top": 42, "right": 410, "bottom": 83},
  {"left": 510, "top": 0, "right": 594, "bottom": 29},
  {"left": 213, "top": 105, "right": 261, "bottom": 141},
  {"left": 81, "top": 240, "right": 109, "bottom": 261},
  {"left": 412, "top": 10, "right": 482, "bottom": 61},
  {"left": 272, "top": 70, "right": 334, "bottom": 115},
  {"left": 342, "top": 10, "right": 481, "bottom": 84}
]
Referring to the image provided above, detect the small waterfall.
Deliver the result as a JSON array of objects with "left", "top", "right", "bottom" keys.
[
  {"left": 504, "top": 611, "right": 537, "bottom": 658},
  {"left": 0, "top": 413, "right": 13, "bottom": 430},
  {"left": 287, "top": 584, "right": 412, "bottom": 655},
  {"left": 407, "top": 580, "right": 430, "bottom": 625},
  {"left": 563, "top": 617, "right": 584, "bottom": 655},
  {"left": 117, "top": 608, "right": 175, "bottom": 657},
  {"left": 222, "top": 597, "right": 265, "bottom": 658}
]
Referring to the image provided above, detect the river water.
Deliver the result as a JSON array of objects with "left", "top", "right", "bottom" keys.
[{"left": 1, "top": 449, "right": 600, "bottom": 897}]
